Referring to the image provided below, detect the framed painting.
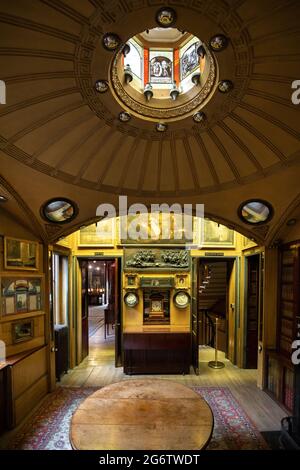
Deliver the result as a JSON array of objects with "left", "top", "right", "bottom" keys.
[
  {"left": 119, "top": 213, "right": 198, "bottom": 246},
  {"left": 78, "top": 219, "right": 115, "bottom": 247},
  {"left": 149, "top": 50, "right": 173, "bottom": 84},
  {"left": 124, "top": 274, "right": 139, "bottom": 289},
  {"left": 1, "top": 276, "right": 43, "bottom": 316},
  {"left": 4, "top": 237, "right": 39, "bottom": 270},
  {"left": 175, "top": 274, "right": 189, "bottom": 289},
  {"left": 180, "top": 40, "right": 201, "bottom": 80},
  {"left": 12, "top": 319, "right": 34, "bottom": 344},
  {"left": 199, "top": 219, "right": 235, "bottom": 248}
]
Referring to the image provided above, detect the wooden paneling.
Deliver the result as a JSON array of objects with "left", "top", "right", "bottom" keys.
[
  {"left": 6, "top": 346, "right": 48, "bottom": 428},
  {"left": 0, "top": 314, "right": 45, "bottom": 357},
  {"left": 123, "top": 333, "right": 191, "bottom": 374},
  {"left": 14, "top": 375, "right": 48, "bottom": 426},
  {"left": 0, "top": 368, "right": 5, "bottom": 434},
  {"left": 11, "top": 346, "right": 47, "bottom": 398}
]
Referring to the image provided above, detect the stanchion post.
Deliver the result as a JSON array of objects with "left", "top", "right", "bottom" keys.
[{"left": 208, "top": 316, "right": 225, "bottom": 369}]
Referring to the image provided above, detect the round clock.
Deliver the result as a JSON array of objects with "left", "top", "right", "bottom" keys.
[
  {"left": 173, "top": 291, "right": 190, "bottom": 309},
  {"left": 124, "top": 291, "right": 139, "bottom": 308}
]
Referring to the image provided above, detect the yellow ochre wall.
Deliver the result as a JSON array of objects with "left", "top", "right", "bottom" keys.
[
  {"left": 122, "top": 272, "right": 191, "bottom": 329},
  {"left": 0, "top": 207, "right": 49, "bottom": 428},
  {"left": 58, "top": 224, "right": 255, "bottom": 370}
]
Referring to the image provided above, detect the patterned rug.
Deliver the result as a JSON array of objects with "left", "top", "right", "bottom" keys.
[{"left": 5, "top": 386, "right": 268, "bottom": 450}]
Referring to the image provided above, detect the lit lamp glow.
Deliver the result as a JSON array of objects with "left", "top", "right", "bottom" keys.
[
  {"left": 191, "top": 72, "right": 201, "bottom": 85},
  {"left": 124, "top": 64, "right": 133, "bottom": 84},
  {"left": 170, "top": 81, "right": 180, "bottom": 101},
  {"left": 144, "top": 83, "right": 153, "bottom": 102}
]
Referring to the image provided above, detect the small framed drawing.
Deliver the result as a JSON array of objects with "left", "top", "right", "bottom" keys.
[
  {"left": 175, "top": 274, "right": 188, "bottom": 289},
  {"left": 12, "top": 319, "right": 34, "bottom": 344},
  {"left": 125, "top": 274, "right": 139, "bottom": 289},
  {"left": 4, "top": 237, "right": 39, "bottom": 270}
]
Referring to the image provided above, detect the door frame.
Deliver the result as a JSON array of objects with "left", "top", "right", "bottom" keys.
[
  {"left": 193, "top": 255, "right": 240, "bottom": 365},
  {"left": 243, "top": 250, "right": 264, "bottom": 369},
  {"left": 47, "top": 244, "right": 72, "bottom": 389},
  {"left": 74, "top": 255, "right": 123, "bottom": 366}
]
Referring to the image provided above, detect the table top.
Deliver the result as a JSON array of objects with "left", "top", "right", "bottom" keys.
[{"left": 70, "top": 379, "right": 214, "bottom": 450}]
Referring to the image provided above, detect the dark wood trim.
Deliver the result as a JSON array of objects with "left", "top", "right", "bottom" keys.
[{"left": 123, "top": 332, "right": 191, "bottom": 375}]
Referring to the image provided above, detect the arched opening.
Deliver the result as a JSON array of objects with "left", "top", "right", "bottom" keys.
[{"left": 49, "top": 213, "right": 262, "bottom": 382}]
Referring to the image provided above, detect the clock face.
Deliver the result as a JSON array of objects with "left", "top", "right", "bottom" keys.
[
  {"left": 151, "top": 300, "right": 163, "bottom": 312},
  {"left": 124, "top": 291, "right": 139, "bottom": 307},
  {"left": 174, "top": 291, "right": 190, "bottom": 309}
]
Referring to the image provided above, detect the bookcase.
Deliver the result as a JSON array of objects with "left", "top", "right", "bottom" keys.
[
  {"left": 278, "top": 247, "right": 298, "bottom": 355},
  {"left": 265, "top": 242, "right": 299, "bottom": 412},
  {"left": 266, "top": 350, "right": 295, "bottom": 411}
]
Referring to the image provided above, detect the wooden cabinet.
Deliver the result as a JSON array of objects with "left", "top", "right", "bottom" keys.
[
  {"left": 6, "top": 346, "right": 48, "bottom": 428},
  {"left": 123, "top": 332, "right": 191, "bottom": 374},
  {"left": 0, "top": 367, "right": 6, "bottom": 434}
]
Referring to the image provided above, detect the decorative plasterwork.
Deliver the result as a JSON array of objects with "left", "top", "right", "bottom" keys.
[
  {"left": 0, "top": 0, "right": 299, "bottom": 205},
  {"left": 74, "top": 1, "right": 253, "bottom": 136}
]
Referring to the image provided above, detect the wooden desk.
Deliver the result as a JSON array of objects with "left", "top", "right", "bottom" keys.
[{"left": 70, "top": 379, "right": 213, "bottom": 450}]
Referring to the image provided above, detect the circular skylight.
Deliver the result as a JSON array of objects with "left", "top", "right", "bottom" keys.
[{"left": 109, "top": 28, "right": 217, "bottom": 122}]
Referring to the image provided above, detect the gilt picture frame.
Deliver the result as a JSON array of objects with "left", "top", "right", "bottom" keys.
[
  {"left": 124, "top": 274, "right": 139, "bottom": 289},
  {"left": 175, "top": 274, "right": 189, "bottom": 289},
  {"left": 199, "top": 219, "right": 235, "bottom": 248},
  {"left": 119, "top": 213, "right": 199, "bottom": 247},
  {"left": 78, "top": 219, "right": 115, "bottom": 247},
  {"left": 0, "top": 274, "right": 43, "bottom": 317},
  {"left": 4, "top": 237, "right": 39, "bottom": 271},
  {"left": 12, "top": 319, "right": 34, "bottom": 344}
]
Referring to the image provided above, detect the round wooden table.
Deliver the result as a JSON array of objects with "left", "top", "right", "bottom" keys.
[{"left": 70, "top": 379, "right": 214, "bottom": 450}]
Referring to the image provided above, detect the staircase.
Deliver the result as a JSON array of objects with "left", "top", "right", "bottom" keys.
[
  {"left": 198, "top": 262, "right": 227, "bottom": 311},
  {"left": 198, "top": 262, "right": 227, "bottom": 350}
]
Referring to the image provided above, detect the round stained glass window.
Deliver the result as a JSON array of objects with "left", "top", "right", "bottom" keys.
[
  {"left": 41, "top": 198, "right": 78, "bottom": 224},
  {"left": 238, "top": 200, "right": 273, "bottom": 225}
]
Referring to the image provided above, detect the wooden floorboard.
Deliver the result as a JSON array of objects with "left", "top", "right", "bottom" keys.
[{"left": 60, "top": 326, "right": 287, "bottom": 432}]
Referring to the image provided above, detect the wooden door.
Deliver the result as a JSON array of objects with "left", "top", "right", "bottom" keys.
[
  {"left": 80, "top": 260, "right": 89, "bottom": 360},
  {"left": 191, "top": 258, "right": 199, "bottom": 374},
  {"left": 114, "top": 258, "right": 122, "bottom": 367},
  {"left": 48, "top": 248, "right": 56, "bottom": 389},
  {"left": 227, "top": 259, "right": 236, "bottom": 363},
  {"left": 246, "top": 255, "right": 259, "bottom": 368}
]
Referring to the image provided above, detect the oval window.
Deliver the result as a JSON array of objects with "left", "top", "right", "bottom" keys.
[{"left": 238, "top": 200, "right": 273, "bottom": 225}]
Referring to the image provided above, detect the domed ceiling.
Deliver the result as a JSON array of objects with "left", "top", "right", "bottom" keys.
[{"left": 0, "top": 0, "right": 299, "bottom": 244}]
